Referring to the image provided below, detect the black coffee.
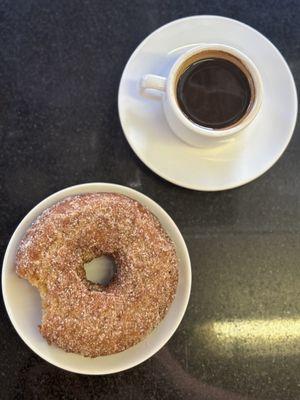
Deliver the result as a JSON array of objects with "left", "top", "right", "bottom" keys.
[{"left": 176, "top": 58, "right": 252, "bottom": 129}]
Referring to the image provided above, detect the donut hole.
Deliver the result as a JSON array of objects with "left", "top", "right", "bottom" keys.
[{"left": 84, "top": 255, "right": 117, "bottom": 286}]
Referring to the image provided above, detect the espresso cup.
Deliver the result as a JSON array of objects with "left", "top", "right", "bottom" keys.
[{"left": 141, "top": 44, "right": 263, "bottom": 147}]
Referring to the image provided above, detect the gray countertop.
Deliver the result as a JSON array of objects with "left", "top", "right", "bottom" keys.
[{"left": 0, "top": 1, "right": 299, "bottom": 399}]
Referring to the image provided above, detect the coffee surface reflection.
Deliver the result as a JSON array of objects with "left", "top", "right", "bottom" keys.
[{"left": 176, "top": 58, "right": 252, "bottom": 129}]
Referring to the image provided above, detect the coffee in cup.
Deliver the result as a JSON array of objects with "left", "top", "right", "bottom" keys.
[
  {"left": 141, "top": 44, "right": 263, "bottom": 147},
  {"left": 176, "top": 51, "right": 254, "bottom": 130}
]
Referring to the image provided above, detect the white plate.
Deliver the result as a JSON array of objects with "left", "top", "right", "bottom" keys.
[
  {"left": 118, "top": 16, "right": 298, "bottom": 191},
  {"left": 2, "top": 183, "right": 191, "bottom": 374}
]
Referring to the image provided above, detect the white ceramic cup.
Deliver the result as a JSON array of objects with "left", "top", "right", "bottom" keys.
[{"left": 141, "top": 44, "right": 263, "bottom": 147}]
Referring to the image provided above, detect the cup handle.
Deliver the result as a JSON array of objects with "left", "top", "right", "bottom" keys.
[{"left": 141, "top": 74, "right": 166, "bottom": 92}]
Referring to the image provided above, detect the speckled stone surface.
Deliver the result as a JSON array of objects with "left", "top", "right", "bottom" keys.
[{"left": 0, "top": 1, "right": 299, "bottom": 399}]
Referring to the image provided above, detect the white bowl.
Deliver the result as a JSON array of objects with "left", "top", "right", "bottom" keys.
[{"left": 2, "top": 183, "right": 191, "bottom": 374}]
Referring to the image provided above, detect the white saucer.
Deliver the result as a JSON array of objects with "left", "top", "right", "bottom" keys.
[
  {"left": 2, "top": 183, "right": 191, "bottom": 374},
  {"left": 118, "top": 16, "right": 298, "bottom": 191}
]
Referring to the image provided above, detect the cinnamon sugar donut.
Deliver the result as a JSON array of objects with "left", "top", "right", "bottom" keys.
[{"left": 16, "top": 193, "right": 178, "bottom": 357}]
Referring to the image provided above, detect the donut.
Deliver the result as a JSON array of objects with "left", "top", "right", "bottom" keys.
[{"left": 16, "top": 193, "right": 178, "bottom": 357}]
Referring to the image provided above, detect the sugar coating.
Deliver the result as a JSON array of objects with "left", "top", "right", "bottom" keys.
[{"left": 16, "top": 193, "right": 178, "bottom": 357}]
